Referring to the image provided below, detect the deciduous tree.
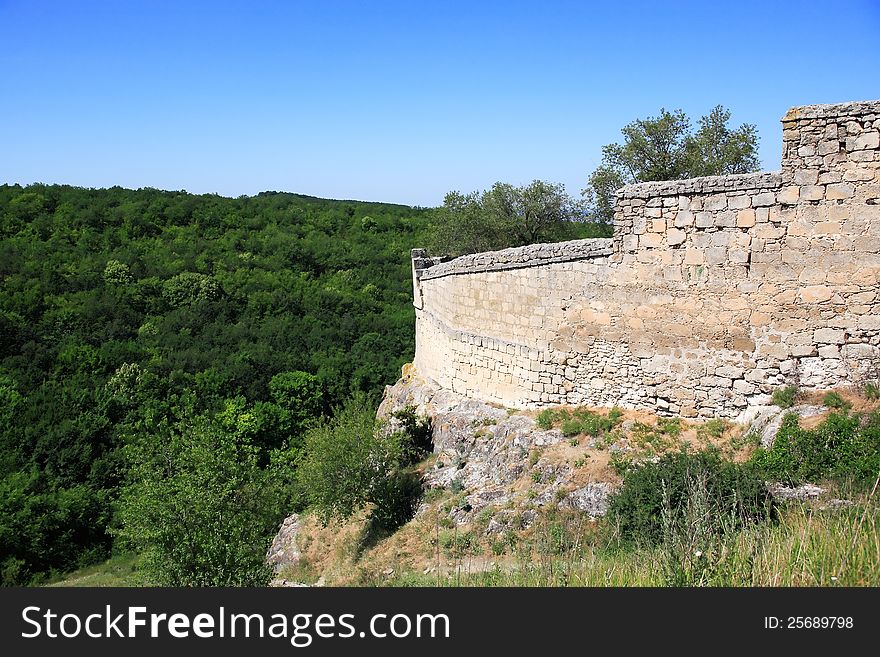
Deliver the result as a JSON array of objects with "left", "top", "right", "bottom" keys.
[{"left": 584, "top": 106, "right": 760, "bottom": 222}]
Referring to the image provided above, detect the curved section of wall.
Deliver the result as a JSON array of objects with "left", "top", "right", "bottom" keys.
[{"left": 413, "top": 100, "right": 880, "bottom": 419}]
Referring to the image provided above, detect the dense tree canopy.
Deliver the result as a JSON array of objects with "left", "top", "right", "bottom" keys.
[
  {"left": 583, "top": 105, "right": 761, "bottom": 222},
  {"left": 0, "top": 183, "right": 431, "bottom": 584}
]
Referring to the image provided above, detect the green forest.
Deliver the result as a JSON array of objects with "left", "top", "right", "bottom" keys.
[{"left": 0, "top": 183, "right": 435, "bottom": 584}]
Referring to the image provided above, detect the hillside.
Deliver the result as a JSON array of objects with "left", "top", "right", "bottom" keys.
[
  {"left": 0, "top": 183, "right": 431, "bottom": 585},
  {"left": 264, "top": 372, "right": 880, "bottom": 587}
]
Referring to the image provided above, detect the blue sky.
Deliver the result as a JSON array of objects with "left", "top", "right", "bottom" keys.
[{"left": 2, "top": 0, "right": 879, "bottom": 206}]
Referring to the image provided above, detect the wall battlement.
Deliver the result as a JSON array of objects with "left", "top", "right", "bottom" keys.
[{"left": 412, "top": 100, "right": 880, "bottom": 419}]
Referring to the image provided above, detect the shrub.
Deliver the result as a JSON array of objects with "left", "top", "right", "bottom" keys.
[
  {"left": 771, "top": 385, "right": 798, "bottom": 409},
  {"left": 390, "top": 405, "right": 433, "bottom": 465},
  {"left": 535, "top": 409, "right": 556, "bottom": 430},
  {"left": 864, "top": 381, "right": 880, "bottom": 401},
  {"left": 629, "top": 422, "right": 672, "bottom": 451},
  {"left": 608, "top": 406, "right": 624, "bottom": 425},
  {"left": 369, "top": 470, "right": 423, "bottom": 532},
  {"left": 561, "top": 418, "right": 582, "bottom": 437},
  {"left": 607, "top": 448, "right": 774, "bottom": 547},
  {"left": 750, "top": 410, "right": 880, "bottom": 487},
  {"left": 116, "top": 417, "right": 286, "bottom": 586},
  {"left": 730, "top": 429, "right": 761, "bottom": 451},
  {"left": 657, "top": 417, "right": 683, "bottom": 438},
  {"left": 537, "top": 406, "right": 622, "bottom": 436},
  {"left": 822, "top": 391, "right": 850, "bottom": 410},
  {"left": 658, "top": 469, "right": 747, "bottom": 586},
  {"left": 296, "top": 396, "right": 425, "bottom": 532},
  {"left": 609, "top": 451, "right": 633, "bottom": 475},
  {"left": 269, "top": 370, "right": 325, "bottom": 437}
]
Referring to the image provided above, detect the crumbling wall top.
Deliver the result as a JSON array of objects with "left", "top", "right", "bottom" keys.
[{"left": 417, "top": 237, "right": 613, "bottom": 281}]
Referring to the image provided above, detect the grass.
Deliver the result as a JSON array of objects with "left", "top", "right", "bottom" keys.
[
  {"left": 696, "top": 418, "right": 726, "bottom": 443},
  {"left": 47, "top": 553, "right": 140, "bottom": 587},
  {"left": 385, "top": 500, "right": 879, "bottom": 586},
  {"left": 54, "top": 498, "right": 878, "bottom": 588}
]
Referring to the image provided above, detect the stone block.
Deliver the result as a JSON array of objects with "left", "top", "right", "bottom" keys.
[
  {"left": 716, "top": 365, "right": 744, "bottom": 378},
  {"left": 736, "top": 209, "right": 756, "bottom": 227},
  {"left": 846, "top": 131, "right": 879, "bottom": 151},
  {"left": 666, "top": 228, "right": 686, "bottom": 246},
  {"left": 704, "top": 194, "right": 728, "bottom": 211},
  {"left": 710, "top": 232, "right": 731, "bottom": 247},
  {"left": 842, "top": 166, "right": 875, "bottom": 182},
  {"left": 728, "top": 249, "right": 749, "bottom": 264},
  {"left": 842, "top": 343, "right": 875, "bottom": 358},
  {"left": 728, "top": 195, "right": 751, "bottom": 209},
  {"left": 684, "top": 249, "right": 704, "bottom": 265},
  {"left": 705, "top": 247, "right": 727, "bottom": 266},
  {"left": 695, "top": 212, "right": 714, "bottom": 228},
  {"left": 793, "top": 169, "right": 819, "bottom": 185},
  {"left": 818, "top": 140, "right": 840, "bottom": 155},
  {"left": 778, "top": 186, "right": 800, "bottom": 204},
  {"left": 798, "top": 144, "right": 815, "bottom": 157},
  {"left": 800, "top": 285, "right": 833, "bottom": 303},
  {"left": 790, "top": 344, "right": 817, "bottom": 357},
  {"left": 640, "top": 233, "right": 663, "bottom": 248},
  {"left": 826, "top": 183, "right": 855, "bottom": 199},
  {"left": 800, "top": 185, "right": 824, "bottom": 201},
  {"left": 813, "top": 328, "right": 845, "bottom": 344},
  {"left": 754, "top": 225, "right": 786, "bottom": 239},
  {"left": 814, "top": 221, "right": 841, "bottom": 235},
  {"left": 752, "top": 192, "right": 776, "bottom": 207},
  {"left": 675, "top": 210, "right": 694, "bottom": 227},
  {"left": 733, "top": 379, "right": 755, "bottom": 394},
  {"left": 715, "top": 211, "right": 736, "bottom": 228},
  {"left": 750, "top": 311, "right": 771, "bottom": 326}
]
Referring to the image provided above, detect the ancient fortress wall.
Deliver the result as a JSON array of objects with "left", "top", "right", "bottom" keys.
[{"left": 412, "top": 100, "right": 880, "bottom": 419}]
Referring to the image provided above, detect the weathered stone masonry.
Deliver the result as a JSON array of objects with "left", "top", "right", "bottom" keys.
[{"left": 412, "top": 100, "right": 880, "bottom": 419}]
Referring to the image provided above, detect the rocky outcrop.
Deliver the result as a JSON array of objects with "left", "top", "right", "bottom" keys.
[
  {"left": 742, "top": 403, "right": 827, "bottom": 447},
  {"left": 267, "top": 513, "right": 302, "bottom": 572},
  {"left": 378, "top": 366, "right": 614, "bottom": 526}
]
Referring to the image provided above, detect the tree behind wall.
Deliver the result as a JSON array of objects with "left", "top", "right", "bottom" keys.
[
  {"left": 583, "top": 105, "right": 760, "bottom": 223},
  {"left": 429, "top": 180, "right": 596, "bottom": 257}
]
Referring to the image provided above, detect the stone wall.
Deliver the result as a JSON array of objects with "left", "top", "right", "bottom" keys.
[{"left": 413, "top": 100, "right": 880, "bottom": 419}]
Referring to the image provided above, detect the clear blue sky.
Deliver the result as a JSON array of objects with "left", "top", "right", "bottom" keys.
[{"left": 2, "top": 0, "right": 879, "bottom": 207}]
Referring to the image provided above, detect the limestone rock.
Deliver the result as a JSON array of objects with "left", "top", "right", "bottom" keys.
[
  {"left": 558, "top": 483, "right": 612, "bottom": 517},
  {"left": 267, "top": 513, "right": 302, "bottom": 572},
  {"left": 379, "top": 371, "right": 617, "bottom": 525},
  {"left": 766, "top": 482, "right": 825, "bottom": 501},
  {"left": 744, "top": 404, "right": 826, "bottom": 448}
]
